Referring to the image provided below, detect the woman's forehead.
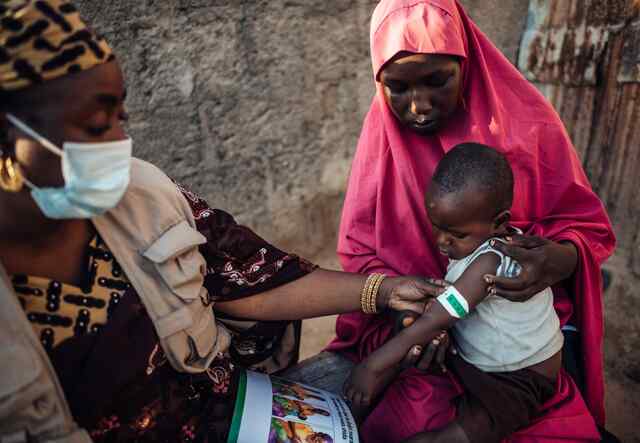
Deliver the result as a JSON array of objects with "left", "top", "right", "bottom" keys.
[
  {"left": 382, "top": 53, "right": 460, "bottom": 77},
  {"left": 393, "top": 53, "right": 432, "bottom": 65},
  {"left": 370, "top": 0, "right": 466, "bottom": 78},
  {"left": 13, "top": 60, "right": 126, "bottom": 120},
  {"left": 3, "top": 60, "right": 123, "bottom": 112}
]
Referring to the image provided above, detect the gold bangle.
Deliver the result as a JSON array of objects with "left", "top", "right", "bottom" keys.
[
  {"left": 368, "top": 274, "right": 380, "bottom": 314},
  {"left": 370, "top": 273, "right": 386, "bottom": 314},
  {"left": 361, "top": 274, "right": 376, "bottom": 314},
  {"left": 369, "top": 274, "right": 381, "bottom": 314},
  {"left": 361, "top": 274, "right": 377, "bottom": 314},
  {"left": 366, "top": 275, "right": 377, "bottom": 314},
  {"left": 361, "top": 273, "right": 386, "bottom": 314}
]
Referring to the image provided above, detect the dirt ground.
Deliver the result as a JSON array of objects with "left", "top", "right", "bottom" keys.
[{"left": 300, "top": 315, "right": 338, "bottom": 361}]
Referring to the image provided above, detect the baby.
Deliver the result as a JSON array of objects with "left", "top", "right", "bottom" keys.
[{"left": 344, "top": 143, "right": 563, "bottom": 443}]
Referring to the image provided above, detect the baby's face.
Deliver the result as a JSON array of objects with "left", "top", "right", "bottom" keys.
[{"left": 426, "top": 185, "right": 501, "bottom": 260}]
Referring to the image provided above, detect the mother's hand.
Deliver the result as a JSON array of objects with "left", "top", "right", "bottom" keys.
[
  {"left": 484, "top": 234, "right": 578, "bottom": 302},
  {"left": 378, "top": 277, "right": 448, "bottom": 314}
]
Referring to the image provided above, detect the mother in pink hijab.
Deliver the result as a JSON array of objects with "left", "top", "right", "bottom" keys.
[{"left": 328, "top": 0, "right": 616, "bottom": 441}]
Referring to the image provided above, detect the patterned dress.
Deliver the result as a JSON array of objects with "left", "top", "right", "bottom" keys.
[
  {"left": 13, "top": 235, "right": 132, "bottom": 352},
  {"left": 11, "top": 185, "right": 316, "bottom": 443}
]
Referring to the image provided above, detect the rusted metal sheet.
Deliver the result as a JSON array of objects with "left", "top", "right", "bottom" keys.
[
  {"left": 520, "top": 5, "right": 640, "bottom": 438},
  {"left": 519, "top": 18, "right": 608, "bottom": 85},
  {"left": 519, "top": 0, "right": 638, "bottom": 85},
  {"left": 519, "top": 0, "right": 640, "bottom": 267},
  {"left": 532, "top": 83, "right": 598, "bottom": 157},
  {"left": 618, "top": 19, "right": 640, "bottom": 82}
]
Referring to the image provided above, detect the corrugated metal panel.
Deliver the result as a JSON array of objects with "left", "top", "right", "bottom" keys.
[
  {"left": 519, "top": 15, "right": 608, "bottom": 84},
  {"left": 619, "top": 19, "right": 640, "bottom": 82},
  {"left": 520, "top": 5, "right": 640, "bottom": 439},
  {"left": 518, "top": 0, "right": 637, "bottom": 85},
  {"left": 518, "top": 0, "right": 640, "bottom": 268}
]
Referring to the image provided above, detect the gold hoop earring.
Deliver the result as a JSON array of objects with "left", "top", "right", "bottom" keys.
[{"left": 0, "top": 156, "right": 25, "bottom": 192}]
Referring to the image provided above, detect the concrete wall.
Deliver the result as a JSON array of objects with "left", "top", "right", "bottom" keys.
[
  {"left": 76, "top": 0, "right": 378, "bottom": 259},
  {"left": 458, "top": 0, "right": 529, "bottom": 62},
  {"left": 75, "top": 0, "right": 528, "bottom": 259}
]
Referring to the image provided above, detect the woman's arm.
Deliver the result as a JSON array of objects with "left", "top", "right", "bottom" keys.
[
  {"left": 216, "top": 270, "right": 439, "bottom": 321},
  {"left": 344, "top": 253, "right": 500, "bottom": 408},
  {"left": 175, "top": 185, "right": 435, "bottom": 319}
]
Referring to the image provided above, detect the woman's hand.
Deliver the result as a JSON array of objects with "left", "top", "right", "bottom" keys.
[
  {"left": 484, "top": 234, "right": 578, "bottom": 302},
  {"left": 377, "top": 277, "right": 448, "bottom": 314}
]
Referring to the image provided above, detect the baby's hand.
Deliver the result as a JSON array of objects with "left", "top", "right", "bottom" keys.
[
  {"left": 395, "top": 302, "right": 452, "bottom": 374},
  {"left": 343, "top": 360, "right": 385, "bottom": 413}
]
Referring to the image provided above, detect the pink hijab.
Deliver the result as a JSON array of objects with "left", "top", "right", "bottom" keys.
[{"left": 330, "top": 0, "right": 615, "bottom": 429}]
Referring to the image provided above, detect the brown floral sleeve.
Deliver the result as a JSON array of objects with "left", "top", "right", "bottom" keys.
[
  {"left": 175, "top": 183, "right": 317, "bottom": 372},
  {"left": 175, "top": 182, "right": 317, "bottom": 302}
]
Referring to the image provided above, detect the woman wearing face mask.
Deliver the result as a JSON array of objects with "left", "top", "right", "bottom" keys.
[
  {"left": 0, "top": 2, "right": 440, "bottom": 441},
  {"left": 326, "top": 0, "right": 616, "bottom": 442}
]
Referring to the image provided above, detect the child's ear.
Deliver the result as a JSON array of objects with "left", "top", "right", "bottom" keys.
[{"left": 493, "top": 210, "right": 511, "bottom": 231}]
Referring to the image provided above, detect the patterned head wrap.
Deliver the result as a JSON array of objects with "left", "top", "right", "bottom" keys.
[{"left": 0, "top": 0, "right": 113, "bottom": 92}]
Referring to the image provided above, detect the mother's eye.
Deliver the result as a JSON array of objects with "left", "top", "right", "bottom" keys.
[
  {"left": 424, "top": 73, "right": 452, "bottom": 88},
  {"left": 384, "top": 80, "right": 408, "bottom": 94}
]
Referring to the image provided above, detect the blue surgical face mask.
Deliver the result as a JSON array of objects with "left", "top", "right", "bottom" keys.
[{"left": 6, "top": 114, "right": 132, "bottom": 219}]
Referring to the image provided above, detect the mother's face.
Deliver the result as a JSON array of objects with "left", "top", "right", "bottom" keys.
[{"left": 379, "top": 53, "right": 462, "bottom": 135}]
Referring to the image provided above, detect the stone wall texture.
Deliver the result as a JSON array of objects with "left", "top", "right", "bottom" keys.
[
  {"left": 76, "top": 0, "right": 379, "bottom": 258},
  {"left": 76, "top": 0, "right": 634, "bottom": 439},
  {"left": 75, "top": 0, "right": 528, "bottom": 258}
]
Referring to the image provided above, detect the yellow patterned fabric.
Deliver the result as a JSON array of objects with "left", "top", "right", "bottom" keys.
[
  {"left": 12, "top": 235, "right": 131, "bottom": 351},
  {"left": 0, "top": 0, "right": 113, "bottom": 91}
]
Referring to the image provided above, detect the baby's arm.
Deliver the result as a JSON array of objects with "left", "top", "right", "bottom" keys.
[{"left": 344, "top": 253, "right": 500, "bottom": 411}]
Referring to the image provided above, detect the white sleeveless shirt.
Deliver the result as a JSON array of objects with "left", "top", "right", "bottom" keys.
[{"left": 446, "top": 238, "right": 564, "bottom": 372}]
